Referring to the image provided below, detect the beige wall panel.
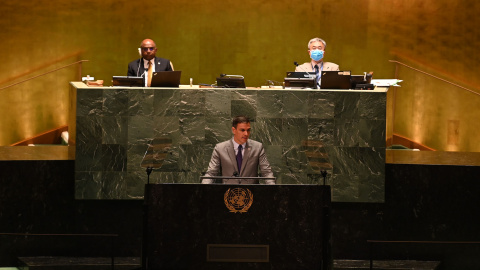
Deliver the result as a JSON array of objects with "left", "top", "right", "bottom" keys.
[{"left": 1, "top": 0, "right": 479, "bottom": 151}]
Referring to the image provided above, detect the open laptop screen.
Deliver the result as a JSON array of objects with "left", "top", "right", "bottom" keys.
[
  {"left": 350, "top": 74, "right": 373, "bottom": 89},
  {"left": 320, "top": 71, "right": 351, "bottom": 89},
  {"left": 150, "top": 71, "right": 182, "bottom": 87},
  {"left": 112, "top": 76, "right": 144, "bottom": 87},
  {"left": 216, "top": 77, "right": 246, "bottom": 88}
]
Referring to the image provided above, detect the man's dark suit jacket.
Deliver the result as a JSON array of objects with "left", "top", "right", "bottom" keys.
[{"left": 127, "top": 57, "right": 173, "bottom": 77}]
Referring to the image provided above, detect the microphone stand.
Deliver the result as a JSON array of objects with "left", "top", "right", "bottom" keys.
[
  {"left": 138, "top": 137, "right": 170, "bottom": 269},
  {"left": 200, "top": 176, "right": 277, "bottom": 184},
  {"left": 320, "top": 170, "right": 328, "bottom": 185},
  {"left": 319, "top": 170, "right": 332, "bottom": 270},
  {"left": 141, "top": 166, "right": 153, "bottom": 270}
]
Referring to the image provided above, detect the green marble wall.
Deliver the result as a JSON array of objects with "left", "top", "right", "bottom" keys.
[{"left": 74, "top": 83, "right": 386, "bottom": 202}]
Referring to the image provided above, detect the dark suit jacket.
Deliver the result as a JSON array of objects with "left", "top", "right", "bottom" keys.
[
  {"left": 127, "top": 57, "right": 173, "bottom": 77},
  {"left": 203, "top": 139, "right": 275, "bottom": 184}
]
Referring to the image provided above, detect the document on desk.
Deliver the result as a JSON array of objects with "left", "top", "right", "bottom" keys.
[{"left": 371, "top": 79, "right": 403, "bottom": 87}]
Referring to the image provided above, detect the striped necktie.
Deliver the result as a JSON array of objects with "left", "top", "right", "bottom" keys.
[
  {"left": 147, "top": 61, "right": 153, "bottom": 87},
  {"left": 314, "top": 64, "right": 320, "bottom": 87}
]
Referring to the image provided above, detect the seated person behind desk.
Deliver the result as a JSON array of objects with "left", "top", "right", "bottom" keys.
[
  {"left": 202, "top": 116, "right": 275, "bottom": 185},
  {"left": 295, "top": 37, "right": 339, "bottom": 87},
  {"left": 127, "top": 38, "right": 174, "bottom": 87}
]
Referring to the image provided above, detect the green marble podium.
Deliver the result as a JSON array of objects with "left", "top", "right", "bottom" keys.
[{"left": 71, "top": 82, "right": 387, "bottom": 202}]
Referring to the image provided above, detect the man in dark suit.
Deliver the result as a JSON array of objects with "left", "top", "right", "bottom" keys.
[
  {"left": 202, "top": 116, "right": 275, "bottom": 185},
  {"left": 127, "top": 39, "right": 173, "bottom": 86}
]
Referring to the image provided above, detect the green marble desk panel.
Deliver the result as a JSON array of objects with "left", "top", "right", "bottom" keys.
[{"left": 71, "top": 82, "right": 387, "bottom": 202}]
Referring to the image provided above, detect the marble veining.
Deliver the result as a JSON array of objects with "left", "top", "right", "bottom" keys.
[{"left": 74, "top": 86, "right": 387, "bottom": 202}]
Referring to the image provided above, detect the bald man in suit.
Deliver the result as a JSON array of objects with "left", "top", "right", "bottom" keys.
[
  {"left": 202, "top": 116, "right": 275, "bottom": 185},
  {"left": 295, "top": 37, "right": 339, "bottom": 88},
  {"left": 127, "top": 39, "right": 173, "bottom": 86}
]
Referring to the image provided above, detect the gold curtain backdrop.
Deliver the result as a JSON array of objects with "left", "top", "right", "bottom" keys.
[{"left": 0, "top": 0, "right": 479, "bottom": 151}]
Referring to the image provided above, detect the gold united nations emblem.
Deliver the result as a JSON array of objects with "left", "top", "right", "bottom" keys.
[{"left": 224, "top": 188, "right": 253, "bottom": 213}]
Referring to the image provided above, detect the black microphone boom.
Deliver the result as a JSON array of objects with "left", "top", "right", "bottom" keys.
[
  {"left": 294, "top": 61, "right": 318, "bottom": 88},
  {"left": 294, "top": 61, "right": 315, "bottom": 78}
]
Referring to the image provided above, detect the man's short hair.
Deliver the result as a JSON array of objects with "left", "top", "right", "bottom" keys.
[
  {"left": 232, "top": 115, "right": 250, "bottom": 128},
  {"left": 308, "top": 38, "right": 327, "bottom": 49}
]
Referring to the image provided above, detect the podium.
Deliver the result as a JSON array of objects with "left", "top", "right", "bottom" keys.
[{"left": 144, "top": 183, "right": 331, "bottom": 269}]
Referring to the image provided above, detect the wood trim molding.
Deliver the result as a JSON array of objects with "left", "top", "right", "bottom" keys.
[
  {"left": 391, "top": 133, "right": 436, "bottom": 151},
  {"left": 11, "top": 125, "right": 68, "bottom": 146}
]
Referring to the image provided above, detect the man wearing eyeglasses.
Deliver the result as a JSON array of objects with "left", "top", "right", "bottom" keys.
[{"left": 127, "top": 39, "right": 174, "bottom": 87}]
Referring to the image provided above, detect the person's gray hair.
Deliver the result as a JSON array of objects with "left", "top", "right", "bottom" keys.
[{"left": 308, "top": 38, "right": 327, "bottom": 49}]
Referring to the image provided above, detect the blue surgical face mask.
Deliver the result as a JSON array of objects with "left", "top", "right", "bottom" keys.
[{"left": 310, "top": 49, "right": 324, "bottom": 61}]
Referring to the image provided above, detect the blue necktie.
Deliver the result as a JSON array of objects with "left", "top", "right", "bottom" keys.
[{"left": 236, "top": 145, "right": 243, "bottom": 172}]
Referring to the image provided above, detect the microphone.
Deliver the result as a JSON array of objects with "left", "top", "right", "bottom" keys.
[
  {"left": 232, "top": 171, "right": 241, "bottom": 184},
  {"left": 294, "top": 62, "right": 315, "bottom": 79},
  {"left": 320, "top": 170, "right": 328, "bottom": 185},
  {"left": 136, "top": 58, "right": 142, "bottom": 77},
  {"left": 294, "top": 61, "right": 318, "bottom": 88}
]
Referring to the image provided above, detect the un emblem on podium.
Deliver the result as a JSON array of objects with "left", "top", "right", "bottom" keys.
[{"left": 224, "top": 188, "right": 253, "bottom": 213}]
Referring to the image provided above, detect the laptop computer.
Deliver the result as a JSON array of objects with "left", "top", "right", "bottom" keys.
[
  {"left": 112, "top": 76, "right": 144, "bottom": 87},
  {"left": 216, "top": 76, "right": 246, "bottom": 88},
  {"left": 150, "top": 71, "right": 182, "bottom": 87},
  {"left": 284, "top": 71, "right": 316, "bottom": 89},
  {"left": 284, "top": 77, "right": 316, "bottom": 89},
  {"left": 320, "top": 71, "right": 351, "bottom": 89},
  {"left": 350, "top": 74, "right": 373, "bottom": 89}
]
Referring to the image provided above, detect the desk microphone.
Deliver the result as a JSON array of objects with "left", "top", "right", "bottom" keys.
[
  {"left": 233, "top": 171, "right": 240, "bottom": 184},
  {"left": 136, "top": 58, "right": 142, "bottom": 77},
  {"left": 136, "top": 58, "right": 149, "bottom": 78},
  {"left": 294, "top": 62, "right": 314, "bottom": 78},
  {"left": 294, "top": 61, "right": 318, "bottom": 88}
]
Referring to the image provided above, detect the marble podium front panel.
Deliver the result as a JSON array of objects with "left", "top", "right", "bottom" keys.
[{"left": 72, "top": 83, "right": 386, "bottom": 202}]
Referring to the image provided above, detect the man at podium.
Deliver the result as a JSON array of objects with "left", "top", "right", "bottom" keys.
[
  {"left": 202, "top": 116, "right": 275, "bottom": 185},
  {"left": 127, "top": 38, "right": 174, "bottom": 87}
]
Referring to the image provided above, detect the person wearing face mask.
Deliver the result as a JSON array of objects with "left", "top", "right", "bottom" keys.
[
  {"left": 127, "top": 38, "right": 174, "bottom": 87},
  {"left": 295, "top": 37, "right": 339, "bottom": 87}
]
